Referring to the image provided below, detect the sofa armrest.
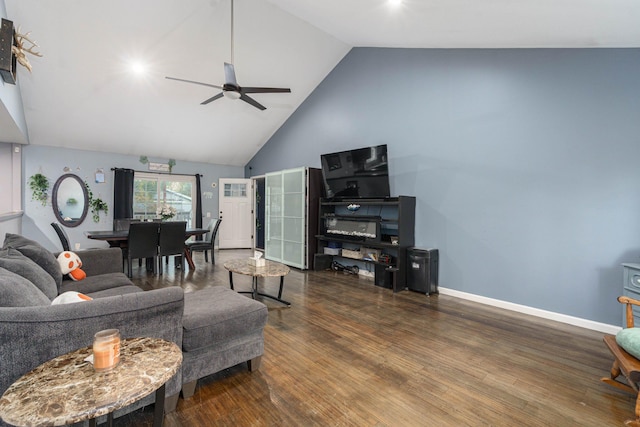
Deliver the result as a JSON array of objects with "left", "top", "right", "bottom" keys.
[
  {"left": 76, "top": 248, "right": 123, "bottom": 276},
  {"left": 0, "top": 287, "right": 184, "bottom": 398}
]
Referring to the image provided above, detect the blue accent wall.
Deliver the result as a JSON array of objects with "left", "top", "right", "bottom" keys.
[{"left": 246, "top": 48, "right": 640, "bottom": 325}]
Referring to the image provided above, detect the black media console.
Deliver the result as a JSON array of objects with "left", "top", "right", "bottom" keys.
[{"left": 315, "top": 196, "right": 416, "bottom": 291}]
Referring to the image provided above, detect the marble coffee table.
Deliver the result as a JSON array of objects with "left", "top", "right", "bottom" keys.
[
  {"left": 224, "top": 258, "right": 291, "bottom": 306},
  {"left": 0, "top": 337, "right": 182, "bottom": 427}
]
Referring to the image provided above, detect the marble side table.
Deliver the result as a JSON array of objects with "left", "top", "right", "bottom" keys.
[
  {"left": 224, "top": 258, "right": 291, "bottom": 306},
  {"left": 0, "top": 337, "right": 182, "bottom": 427}
]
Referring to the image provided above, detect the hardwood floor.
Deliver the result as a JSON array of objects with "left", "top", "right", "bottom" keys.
[{"left": 118, "top": 249, "right": 631, "bottom": 426}]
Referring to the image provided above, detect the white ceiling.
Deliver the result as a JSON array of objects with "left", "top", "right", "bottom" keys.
[
  {"left": 3, "top": 0, "right": 639, "bottom": 166},
  {"left": 269, "top": 0, "right": 640, "bottom": 48}
]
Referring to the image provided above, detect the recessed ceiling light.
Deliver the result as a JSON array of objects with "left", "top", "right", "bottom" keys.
[
  {"left": 388, "top": 0, "right": 402, "bottom": 7},
  {"left": 130, "top": 60, "right": 147, "bottom": 76}
]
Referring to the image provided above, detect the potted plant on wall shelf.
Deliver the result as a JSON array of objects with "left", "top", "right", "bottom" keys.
[
  {"left": 28, "top": 173, "right": 49, "bottom": 206},
  {"left": 85, "top": 181, "right": 108, "bottom": 222}
]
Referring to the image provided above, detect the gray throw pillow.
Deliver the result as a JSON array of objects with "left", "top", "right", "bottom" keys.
[
  {"left": 3, "top": 233, "right": 62, "bottom": 291},
  {"left": 0, "top": 266, "right": 51, "bottom": 307},
  {"left": 0, "top": 248, "right": 58, "bottom": 300}
]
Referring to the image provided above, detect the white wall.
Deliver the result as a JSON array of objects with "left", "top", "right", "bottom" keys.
[
  {"left": 0, "top": 0, "right": 29, "bottom": 145},
  {"left": 0, "top": 1, "right": 28, "bottom": 239},
  {"left": 0, "top": 142, "right": 22, "bottom": 238}
]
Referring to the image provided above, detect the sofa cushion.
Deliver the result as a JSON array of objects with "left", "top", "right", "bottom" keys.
[
  {"left": 0, "top": 248, "right": 58, "bottom": 300},
  {"left": 0, "top": 266, "right": 51, "bottom": 307},
  {"left": 60, "top": 272, "right": 135, "bottom": 295},
  {"left": 3, "top": 234, "right": 62, "bottom": 290},
  {"left": 87, "top": 285, "right": 143, "bottom": 299},
  {"left": 182, "top": 286, "right": 268, "bottom": 352}
]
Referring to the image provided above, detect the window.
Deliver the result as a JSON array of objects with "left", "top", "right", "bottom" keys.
[
  {"left": 133, "top": 173, "right": 195, "bottom": 226},
  {"left": 224, "top": 183, "right": 247, "bottom": 197}
]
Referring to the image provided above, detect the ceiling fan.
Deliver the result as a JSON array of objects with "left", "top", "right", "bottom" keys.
[{"left": 165, "top": 0, "right": 291, "bottom": 111}]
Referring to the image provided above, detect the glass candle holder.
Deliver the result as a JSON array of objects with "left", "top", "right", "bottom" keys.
[{"left": 93, "top": 329, "right": 120, "bottom": 372}]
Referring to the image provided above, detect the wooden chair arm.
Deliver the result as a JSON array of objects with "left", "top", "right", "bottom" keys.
[
  {"left": 602, "top": 297, "right": 640, "bottom": 425},
  {"left": 618, "top": 296, "right": 640, "bottom": 328},
  {"left": 604, "top": 334, "right": 640, "bottom": 386}
]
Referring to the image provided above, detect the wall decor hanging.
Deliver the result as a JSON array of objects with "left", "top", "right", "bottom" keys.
[
  {"left": 0, "top": 19, "right": 16, "bottom": 84},
  {"left": 148, "top": 162, "right": 170, "bottom": 172},
  {"left": 0, "top": 19, "right": 42, "bottom": 84},
  {"left": 28, "top": 172, "right": 49, "bottom": 206},
  {"left": 11, "top": 25, "right": 42, "bottom": 73},
  {"left": 85, "top": 181, "right": 108, "bottom": 222}
]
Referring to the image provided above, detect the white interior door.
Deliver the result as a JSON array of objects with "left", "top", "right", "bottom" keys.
[{"left": 218, "top": 178, "right": 252, "bottom": 249}]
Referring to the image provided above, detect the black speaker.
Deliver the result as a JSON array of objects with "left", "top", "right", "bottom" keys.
[
  {"left": 374, "top": 263, "right": 391, "bottom": 288},
  {"left": 314, "top": 254, "right": 333, "bottom": 271}
]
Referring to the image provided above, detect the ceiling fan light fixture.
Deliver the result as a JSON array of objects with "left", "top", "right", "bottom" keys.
[
  {"left": 165, "top": 0, "right": 290, "bottom": 110},
  {"left": 223, "top": 90, "right": 241, "bottom": 100}
]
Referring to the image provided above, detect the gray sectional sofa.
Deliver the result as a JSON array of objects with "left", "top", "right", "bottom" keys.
[{"left": 0, "top": 233, "right": 268, "bottom": 425}]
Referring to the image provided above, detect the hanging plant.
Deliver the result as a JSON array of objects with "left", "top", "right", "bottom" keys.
[
  {"left": 85, "top": 181, "right": 109, "bottom": 222},
  {"left": 28, "top": 173, "right": 49, "bottom": 206}
]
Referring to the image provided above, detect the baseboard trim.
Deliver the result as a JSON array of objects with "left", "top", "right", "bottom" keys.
[{"left": 438, "top": 287, "right": 621, "bottom": 335}]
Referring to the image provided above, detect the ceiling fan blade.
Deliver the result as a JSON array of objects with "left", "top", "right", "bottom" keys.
[
  {"left": 201, "top": 93, "right": 224, "bottom": 105},
  {"left": 165, "top": 76, "right": 223, "bottom": 90},
  {"left": 240, "top": 94, "right": 266, "bottom": 111},
  {"left": 242, "top": 87, "right": 291, "bottom": 94},
  {"left": 224, "top": 63, "right": 238, "bottom": 86}
]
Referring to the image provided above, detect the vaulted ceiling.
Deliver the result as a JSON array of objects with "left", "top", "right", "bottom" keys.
[{"left": 3, "top": 0, "right": 639, "bottom": 166}]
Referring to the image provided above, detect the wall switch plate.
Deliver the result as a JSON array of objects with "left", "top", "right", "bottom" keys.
[{"left": 206, "top": 212, "right": 211, "bottom": 218}]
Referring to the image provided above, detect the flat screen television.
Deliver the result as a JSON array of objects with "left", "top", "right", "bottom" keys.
[{"left": 320, "top": 144, "right": 390, "bottom": 199}]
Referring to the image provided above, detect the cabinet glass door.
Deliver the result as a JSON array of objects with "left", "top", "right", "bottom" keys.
[
  {"left": 265, "top": 171, "right": 283, "bottom": 262},
  {"left": 281, "top": 168, "right": 305, "bottom": 268},
  {"left": 264, "top": 167, "right": 307, "bottom": 269}
]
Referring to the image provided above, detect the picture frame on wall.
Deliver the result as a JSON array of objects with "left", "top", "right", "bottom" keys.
[{"left": 95, "top": 169, "right": 105, "bottom": 183}]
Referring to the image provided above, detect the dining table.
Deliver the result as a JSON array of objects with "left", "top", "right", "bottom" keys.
[{"left": 85, "top": 228, "right": 208, "bottom": 270}]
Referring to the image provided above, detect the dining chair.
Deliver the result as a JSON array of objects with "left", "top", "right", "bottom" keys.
[
  {"left": 186, "top": 218, "right": 222, "bottom": 264},
  {"left": 113, "top": 218, "right": 141, "bottom": 231},
  {"left": 158, "top": 221, "right": 187, "bottom": 275},
  {"left": 125, "top": 222, "right": 160, "bottom": 278},
  {"left": 113, "top": 218, "right": 141, "bottom": 260},
  {"left": 51, "top": 222, "right": 71, "bottom": 251}
]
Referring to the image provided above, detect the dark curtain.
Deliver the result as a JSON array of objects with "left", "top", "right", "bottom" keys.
[
  {"left": 195, "top": 174, "right": 203, "bottom": 239},
  {"left": 113, "top": 168, "right": 135, "bottom": 219}
]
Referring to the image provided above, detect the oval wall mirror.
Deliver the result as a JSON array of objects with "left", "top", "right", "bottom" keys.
[{"left": 52, "top": 174, "right": 89, "bottom": 228}]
